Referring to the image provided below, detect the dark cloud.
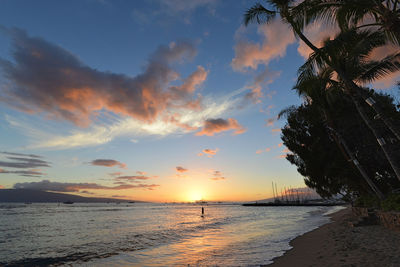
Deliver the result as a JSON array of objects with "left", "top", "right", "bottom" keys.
[
  {"left": 176, "top": 166, "right": 188, "bottom": 173},
  {"left": 0, "top": 168, "right": 44, "bottom": 177},
  {"left": 111, "top": 195, "right": 128, "bottom": 198},
  {"left": 0, "top": 157, "right": 50, "bottom": 168},
  {"left": 13, "top": 179, "right": 159, "bottom": 192},
  {"left": 114, "top": 175, "right": 150, "bottom": 182},
  {"left": 90, "top": 159, "right": 126, "bottom": 169},
  {"left": 0, "top": 28, "right": 205, "bottom": 127},
  {"left": 0, "top": 152, "right": 50, "bottom": 177},
  {"left": 196, "top": 118, "right": 246, "bottom": 136},
  {"left": 1, "top": 151, "right": 42, "bottom": 158}
]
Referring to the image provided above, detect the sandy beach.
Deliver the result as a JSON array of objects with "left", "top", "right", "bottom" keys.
[{"left": 267, "top": 207, "right": 400, "bottom": 267}]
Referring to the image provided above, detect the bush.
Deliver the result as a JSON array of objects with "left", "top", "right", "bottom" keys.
[
  {"left": 354, "top": 195, "right": 380, "bottom": 208},
  {"left": 381, "top": 194, "right": 400, "bottom": 211}
]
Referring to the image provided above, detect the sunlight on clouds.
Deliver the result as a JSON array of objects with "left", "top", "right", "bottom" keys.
[{"left": 8, "top": 90, "right": 243, "bottom": 149}]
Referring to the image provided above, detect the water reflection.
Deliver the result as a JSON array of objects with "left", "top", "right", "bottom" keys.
[{"left": 0, "top": 203, "right": 339, "bottom": 266}]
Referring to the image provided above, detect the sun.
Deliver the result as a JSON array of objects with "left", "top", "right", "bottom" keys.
[{"left": 187, "top": 191, "right": 203, "bottom": 202}]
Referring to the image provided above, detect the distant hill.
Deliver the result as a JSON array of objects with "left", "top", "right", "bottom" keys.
[{"left": 0, "top": 189, "right": 141, "bottom": 203}]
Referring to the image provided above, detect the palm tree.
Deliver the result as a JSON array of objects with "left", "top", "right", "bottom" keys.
[
  {"left": 291, "top": 0, "right": 400, "bottom": 141},
  {"left": 300, "top": 28, "right": 400, "bottom": 181},
  {"left": 293, "top": 66, "right": 385, "bottom": 199},
  {"left": 292, "top": 0, "right": 400, "bottom": 45},
  {"left": 244, "top": 1, "right": 400, "bottom": 181}
]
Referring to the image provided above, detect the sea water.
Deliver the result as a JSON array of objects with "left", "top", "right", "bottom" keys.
[{"left": 0, "top": 203, "right": 344, "bottom": 266}]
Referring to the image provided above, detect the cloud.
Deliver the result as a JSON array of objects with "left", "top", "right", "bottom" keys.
[
  {"left": 8, "top": 86, "right": 243, "bottom": 150},
  {"left": 0, "top": 168, "right": 44, "bottom": 177},
  {"left": 271, "top": 128, "right": 281, "bottom": 134},
  {"left": 196, "top": 118, "right": 246, "bottom": 136},
  {"left": 0, "top": 155, "right": 50, "bottom": 169},
  {"left": 297, "top": 21, "right": 339, "bottom": 59},
  {"left": 109, "top": 172, "right": 123, "bottom": 177},
  {"left": 256, "top": 147, "right": 271, "bottom": 154},
  {"left": 211, "top": 170, "right": 226, "bottom": 181},
  {"left": 0, "top": 152, "right": 49, "bottom": 177},
  {"left": 176, "top": 166, "right": 188, "bottom": 173},
  {"left": 0, "top": 28, "right": 207, "bottom": 127},
  {"left": 0, "top": 185, "right": 4, "bottom": 189},
  {"left": 80, "top": 190, "right": 95, "bottom": 195},
  {"left": 114, "top": 175, "right": 150, "bottom": 182},
  {"left": 232, "top": 19, "right": 296, "bottom": 72},
  {"left": 13, "top": 179, "right": 159, "bottom": 192},
  {"left": 1, "top": 151, "right": 42, "bottom": 158},
  {"left": 245, "top": 69, "right": 281, "bottom": 104},
  {"left": 265, "top": 117, "right": 276, "bottom": 127},
  {"left": 198, "top": 148, "right": 218, "bottom": 157},
  {"left": 136, "top": 171, "right": 146, "bottom": 175},
  {"left": 132, "top": 0, "right": 218, "bottom": 25},
  {"left": 90, "top": 159, "right": 126, "bottom": 169}
]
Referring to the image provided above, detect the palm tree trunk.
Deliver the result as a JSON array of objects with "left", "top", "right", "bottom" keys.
[
  {"left": 359, "top": 91, "right": 400, "bottom": 142},
  {"left": 348, "top": 90, "right": 400, "bottom": 182},
  {"left": 322, "top": 111, "right": 385, "bottom": 200}
]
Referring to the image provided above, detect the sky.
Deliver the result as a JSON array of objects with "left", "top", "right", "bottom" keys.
[{"left": 0, "top": 0, "right": 399, "bottom": 202}]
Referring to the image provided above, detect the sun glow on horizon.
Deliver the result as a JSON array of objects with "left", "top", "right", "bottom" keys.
[{"left": 187, "top": 190, "right": 205, "bottom": 202}]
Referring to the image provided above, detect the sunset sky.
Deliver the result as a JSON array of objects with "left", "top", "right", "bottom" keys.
[{"left": 0, "top": 0, "right": 399, "bottom": 202}]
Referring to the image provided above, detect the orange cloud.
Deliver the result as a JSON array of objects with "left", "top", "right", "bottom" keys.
[
  {"left": 90, "top": 159, "right": 126, "bottom": 169},
  {"left": 176, "top": 166, "right": 188, "bottom": 173},
  {"left": 245, "top": 69, "right": 281, "bottom": 103},
  {"left": 198, "top": 148, "right": 219, "bottom": 158},
  {"left": 271, "top": 128, "right": 281, "bottom": 134},
  {"left": 169, "top": 65, "right": 208, "bottom": 95},
  {"left": 297, "top": 21, "right": 339, "bottom": 59},
  {"left": 0, "top": 185, "right": 4, "bottom": 189},
  {"left": 0, "top": 29, "right": 207, "bottom": 127},
  {"left": 232, "top": 20, "right": 296, "bottom": 71},
  {"left": 256, "top": 147, "right": 271, "bottom": 154},
  {"left": 196, "top": 118, "right": 246, "bottom": 136}
]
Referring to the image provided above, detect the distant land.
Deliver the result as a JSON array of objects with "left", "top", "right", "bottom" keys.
[{"left": 0, "top": 189, "right": 142, "bottom": 203}]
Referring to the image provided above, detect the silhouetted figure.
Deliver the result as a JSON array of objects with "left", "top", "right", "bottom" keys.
[{"left": 201, "top": 206, "right": 204, "bottom": 217}]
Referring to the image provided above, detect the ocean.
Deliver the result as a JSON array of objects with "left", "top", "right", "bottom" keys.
[{"left": 0, "top": 203, "right": 344, "bottom": 266}]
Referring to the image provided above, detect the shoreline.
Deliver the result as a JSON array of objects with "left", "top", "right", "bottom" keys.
[{"left": 266, "top": 206, "right": 400, "bottom": 266}]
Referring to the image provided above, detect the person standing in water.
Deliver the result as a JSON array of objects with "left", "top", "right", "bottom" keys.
[{"left": 201, "top": 206, "right": 204, "bottom": 216}]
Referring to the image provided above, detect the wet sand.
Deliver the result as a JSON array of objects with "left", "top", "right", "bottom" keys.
[{"left": 267, "top": 207, "right": 400, "bottom": 267}]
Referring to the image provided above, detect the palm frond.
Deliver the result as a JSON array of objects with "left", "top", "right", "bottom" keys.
[
  {"left": 358, "top": 52, "right": 400, "bottom": 83},
  {"left": 244, "top": 3, "right": 276, "bottom": 26},
  {"left": 278, "top": 105, "right": 298, "bottom": 119}
]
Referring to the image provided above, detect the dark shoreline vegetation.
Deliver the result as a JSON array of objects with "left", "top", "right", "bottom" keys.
[{"left": 245, "top": 0, "right": 400, "bottom": 212}]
